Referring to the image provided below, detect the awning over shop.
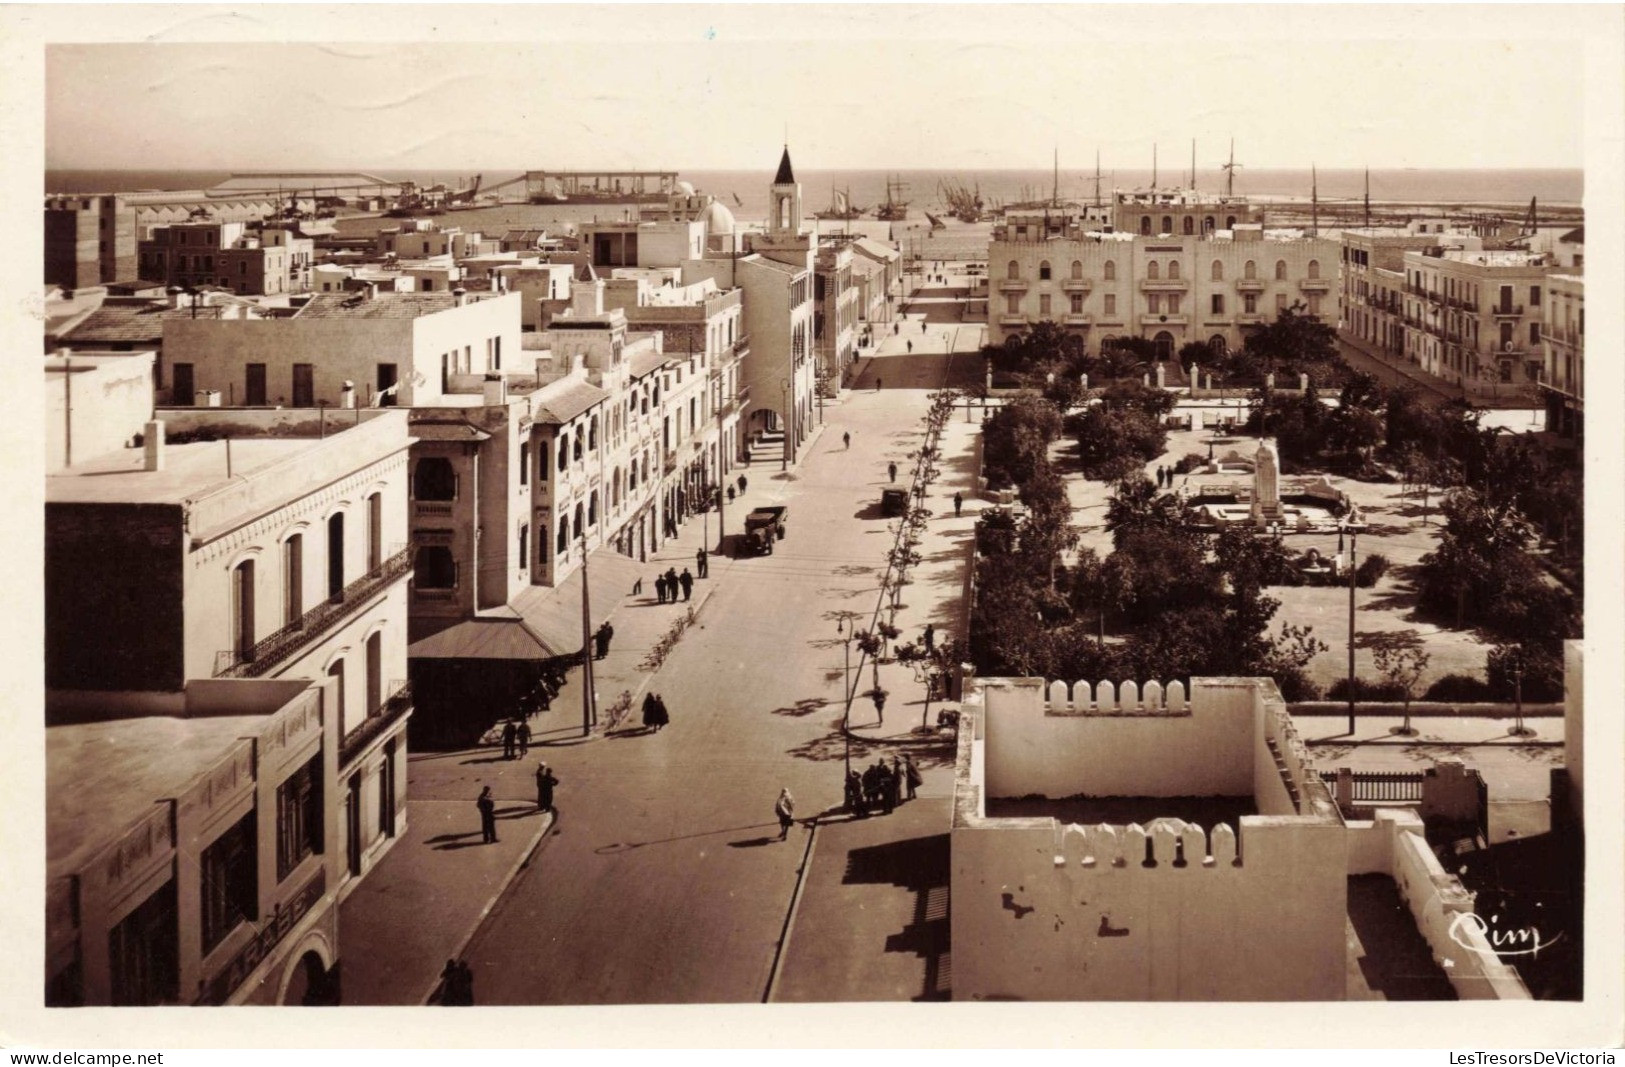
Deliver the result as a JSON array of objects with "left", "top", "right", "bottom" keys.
[
  {"left": 408, "top": 616, "right": 550, "bottom": 660},
  {"left": 507, "top": 548, "right": 645, "bottom": 654}
]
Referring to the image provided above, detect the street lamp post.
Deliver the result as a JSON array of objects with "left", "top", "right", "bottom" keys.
[
  {"left": 1344, "top": 518, "right": 1360, "bottom": 737},
  {"left": 780, "top": 378, "right": 790, "bottom": 473},
  {"left": 1509, "top": 651, "right": 1535, "bottom": 738}
]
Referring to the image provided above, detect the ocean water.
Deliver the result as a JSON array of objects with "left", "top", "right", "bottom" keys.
[{"left": 48, "top": 165, "right": 1584, "bottom": 220}]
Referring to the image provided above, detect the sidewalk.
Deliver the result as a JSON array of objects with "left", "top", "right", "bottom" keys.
[
  {"left": 338, "top": 799, "right": 553, "bottom": 1004},
  {"left": 1295, "top": 713, "right": 1564, "bottom": 747}
]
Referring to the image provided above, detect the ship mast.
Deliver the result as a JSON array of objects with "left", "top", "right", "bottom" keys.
[{"left": 1311, "top": 163, "right": 1319, "bottom": 236}]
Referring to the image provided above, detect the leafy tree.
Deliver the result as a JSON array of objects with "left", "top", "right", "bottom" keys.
[
  {"left": 1485, "top": 642, "right": 1565, "bottom": 704},
  {"left": 1242, "top": 301, "right": 1340, "bottom": 378},
  {"left": 983, "top": 320, "right": 1087, "bottom": 378},
  {"left": 1417, "top": 488, "right": 1540, "bottom": 629},
  {"left": 1098, "top": 378, "right": 1177, "bottom": 418},
  {"left": 982, "top": 391, "right": 1062, "bottom": 489},
  {"left": 1075, "top": 406, "right": 1167, "bottom": 480}
]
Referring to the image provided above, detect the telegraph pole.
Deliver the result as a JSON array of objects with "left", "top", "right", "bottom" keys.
[{"left": 580, "top": 535, "right": 597, "bottom": 736}]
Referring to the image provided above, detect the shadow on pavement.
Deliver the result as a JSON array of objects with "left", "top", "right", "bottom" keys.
[
  {"left": 843, "top": 833, "right": 951, "bottom": 1001},
  {"left": 594, "top": 821, "right": 781, "bottom": 855}
]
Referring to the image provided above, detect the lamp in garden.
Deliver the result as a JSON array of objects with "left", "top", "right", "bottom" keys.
[{"left": 1509, "top": 649, "right": 1535, "bottom": 738}]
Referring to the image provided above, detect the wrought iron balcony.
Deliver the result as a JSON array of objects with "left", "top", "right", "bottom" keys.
[
  {"left": 997, "top": 278, "right": 1029, "bottom": 291},
  {"left": 1297, "top": 277, "right": 1332, "bottom": 291},
  {"left": 215, "top": 546, "right": 411, "bottom": 679},
  {"left": 1139, "top": 278, "right": 1189, "bottom": 291},
  {"left": 1234, "top": 278, "right": 1265, "bottom": 292},
  {"left": 1492, "top": 304, "right": 1525, "bottom": 318},
  {"left": 340, "top": 679, "right": 412, "bottom": 767},
  {"left": 1061, "top": 277, "right": 1091, "bottom": 292}
]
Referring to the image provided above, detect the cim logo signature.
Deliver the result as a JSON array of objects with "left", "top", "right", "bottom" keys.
[{"left": 1448, "top": 910, "right": 1564, "bottom": 959}]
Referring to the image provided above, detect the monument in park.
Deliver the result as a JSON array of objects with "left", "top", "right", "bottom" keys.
[{"left": 1250, "top": 439, "right": 1285, "bottom": 527}]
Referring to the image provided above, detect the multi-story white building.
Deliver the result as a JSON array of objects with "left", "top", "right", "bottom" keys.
[
  {"left": 162, "top": 288, "right": 523, "bottom": 408},
  {"left": 1399, "top": 247, "right": 1554, "bottom": 392},
  {"left": 1540, "top": 272, "right": 1583, "bottom": 441},
  {"left": 1338, "top": 227, "right": 1454, "bottom": 361},
  {"left": 45, "top": 405, "right": 415, "bottom": 1005},
  {"left": 986, "top": 219, "right": 1339, "bottom": 359}
]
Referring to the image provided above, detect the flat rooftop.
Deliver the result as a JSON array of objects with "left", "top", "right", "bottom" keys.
[
  {"left": 47, "top": 712, "right": 269, "bottom": 876},
  {"left": 984, "top": 795, "right": 1258, "bottom": 830},
  {"left": 47, "top": 436, "right": 318, "bottom": 505}
]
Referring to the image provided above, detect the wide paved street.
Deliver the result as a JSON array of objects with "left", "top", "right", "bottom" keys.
[{"left": 435, "top": 320, "right": 985, "bottom": 1004}]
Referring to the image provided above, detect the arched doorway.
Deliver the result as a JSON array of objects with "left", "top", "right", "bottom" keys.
[
  {"left": 1153, "top": 331, "right": 1176, "bottom": 362},
  {"left": 281, "top": 950, "right": 337, "bottom": 1005}
]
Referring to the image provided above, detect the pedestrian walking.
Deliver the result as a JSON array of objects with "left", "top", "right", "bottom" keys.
[
  {"left": 477, "top": 786, "right": 498, "bottom": 843},
  {"left": 888, "top": 461, "right": 898, "bottom": 483},
  {"left": 876, "top": 377, "right": 883, "bottom": 391},
  {"left": 903, "top": 753, "right": 921, "bottom": 800},
  {"left": 738, "top": 473, "right": 748, "bottom": 494},
  {"left": 921, "top": 321, "right": 927, "bottom": 335},
  {"left": 652, "top": 694, "right": 670, "bottom": 730},
  {"left": 665, "top": 568, "right": 679, "bottom": 600},
  {"left": 455, "top": 960, "right": 474, "bottom": 1006},
  {"left": 923, "top": 623, "right": 935, "bottom": 652},
  {"left": 535, "top": 762, "right": 558, "bottom": 813},
  {"left": 696, "top": 548, "right": 708, "bottom": 578},
  {"left": 843, "top": 431, "right": 852, "bottom": 450},
  {"left": 516, "top": 719, "right": 531, "bottom": 758},
  {"left": 727, "top": 485, "right": 736, "bottom": 504},
  {"left": 632, "top": 576, "right": 643, "bottom": 596},
  {"left": 906, "top": 341, "right": 912, "bottom": 354},
  {"left": 953, "top": 491, "right": 963, "bottom": 517},
  {"left": 438, "top": 960, "right": 461, "bottom": 1006},
  {"left": 775, "top": 788, "right": 796, "bottom": 840},
  {"left": 892, "top": 756, "right": 908, "bottom": 805},
  {"left": 893, "top": 323, "right": 899, "bottom": 336},
  {"left": 862, "top": 761, "right": 882, "bottom": 812},
  {"left": 679, "top": 568, "right": 693, "bottom": 601},
  {"left": 845, "top": 770, "right": 866, "bottom": 817},
  {"left": 595, "top": 622, "right": 614, "bottom": 660},
  {"left": 654, "top": 574, "right": 667, "bottom": 603},
  {"left": 642, "top": 692, "right": 659, "bottom": 730},
  {"left": 501, "top": 719, "right": 517, "bottom": 760}
]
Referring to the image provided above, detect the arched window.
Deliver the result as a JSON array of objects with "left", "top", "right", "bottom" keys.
[
  {"left": 1153, "top": 331, "right": 1175, "bottom": 361},
  {"left": 1182, "top": 216, "right": 1194, "bottom": 235},
  {"left": 572, "top": 432, "right": 583, "bottom": 462},
  {"left": 588, "top": 492, "right": 599, "bottom": 526},
  {"left": 1161, "top": 216, "right": 1173, "bottom": 234},
  {"left": 642, "top": 455, "right": 651, "bottom": 483},
  {"left": 1140, "top": 216, "right": 1152, "bottom": 236},
  {"left": 1244, "top": 260, "right": 1257, "bottom": 280},
  {"left": 232, "top": 559, "right": 255, "bottom": 657},
  {"left": 1006, "top": 260, "right": 1020, "bottom": 280},
  {"left": 1070, "top": 260, "right": 1083, "bottom": 280},
  {"left": 1103, "top": 260, "right": 1117, "bottom": 281},
  {"left": 641, "top": 389, "right": 649, "bottom": 416},
  {"left": 1168, "top": 260, "right": 1181, "bottom": 281},
  {"left": 556, "top": 432, "right": 569, "bottom": 471},
  {"left": 1146, "top": 261, "right": 1160, "bottom": 280},
  {"left": 1209, "top": 334, "right": 1227, "bottom": 356},
  {"left": 1306, "top": 260, "right": 1319, "bottom": 280},
  {"left": 1225, "top": 215, "right": 1237, "bottom": 230},
  {"left": 414, "top": 546, "right": 455, "bottom": 589},
  {"left": 572, "top": 503, "right": 584, "bottom": 541},
  {"left": 556, "top": 524, "right": 568, "bottom": 555},
  {"left": 1038, "top": 260, "right": 1052, "bottom": 281},
  {"left": 1204, "top": 216, "right": 1215, "bottom": 233},
  {"left": 413, "top": 457, "right": 455, "bottom": 501},
  {"left": 1211, "top": 260, "right": 1224, "bottom": 281},
  {"left": 588, "top": 415, "right": 599, "bottom": 450}
]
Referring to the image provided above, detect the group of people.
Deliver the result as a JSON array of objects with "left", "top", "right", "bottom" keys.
[
  {"left": 1154, "top": 464, "right": 1180, "bottom": 489},
  {"left": 844, "top": 754, "right": 921, "bottom": 818},
  {"left": 641, "top": 692, "right": 671, "bottom": 731},
  {"left": 592, "top": 622, "right": 614, "bottom": 660},
  {"left": 499, "top": 718, "right": 531, "bottom": 760},
  {"left": 475, "top": 761, "right": 559, "bottom": 846},
  {"left": 651, "top": 567, "right": 694, "bottom": 604},
  {"left": 437, "top": 959, "right": 475, "bottom": 1005}
]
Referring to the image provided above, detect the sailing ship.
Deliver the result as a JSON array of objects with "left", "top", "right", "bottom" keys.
[
  {"left": 814, "top": 186, "right": 867, "bottom": 221},
  {"left": 873, "top": 175, "right": 910, "bottom": 221}
]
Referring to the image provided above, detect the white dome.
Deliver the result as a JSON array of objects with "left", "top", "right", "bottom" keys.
[
  {"left": 701, "top": 199, "right": 736, "bottom": 235},
  {"left": 676, "top": 180, "right": 696, "bottom": 195}
]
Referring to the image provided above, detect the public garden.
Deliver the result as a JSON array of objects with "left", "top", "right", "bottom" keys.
[{"left": 967, "top": 312, "right": 1582, "bottom": 706}]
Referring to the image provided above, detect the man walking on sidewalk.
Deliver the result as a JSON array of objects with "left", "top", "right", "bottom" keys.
[
  {"left": 501, "top": 720, "right": 517, "bottom": 760},
  {"left": 738, "top": 473, "right": 748, "bottom": 495},
  {"left": 516, "top": 719, "right": 531, "bottom": 758},
  {"left": 477, "top": 786, "right": 498, "bottom": 844},
  {"left": 843, "top": 431, "right": 851, "bottom": 449},
  {"left": 775, "top": 788, "right": 796, "bottom": 841},
  {"left": 888, "top": 461, "right": 898, "bottom": 483},
  {"left": 953, "top": 491, "right": 963, "bottom": 517},
  {"left": 679, "top": 568, "right": 694, "bottom": 601},
  {"left": 535, "top": 763, "right": 558, "bottom": 813},
  {"left": 696, "top": 547, "right": 708, "bottom": 578}
]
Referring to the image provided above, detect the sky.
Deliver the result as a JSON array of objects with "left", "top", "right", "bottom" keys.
[{"left": 41, "top": 6, "right": 1594, "bottom": 173}]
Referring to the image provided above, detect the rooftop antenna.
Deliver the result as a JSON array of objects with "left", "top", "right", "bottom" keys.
[
  {"left": 1052, "top": 145, "right": 1059, "bottom": 206},
  {"left": 1311, "top": 163, "right": 1319, "bottom": 236},
  {"left": 1191, "top": 139, "right": 1196, "bottom": 191},
  {"left": 1152, "top": 143, "right": 1158, "bottom": 189},
  {"left": 1364, "top": 166, "right": 1371, "bottom": 228},
  {"left": 1092, "top": 149, "right": 1103, "bottom": 208},
  {"left": 1222, "top": 139, "right": 1243, "bottom": 199}
]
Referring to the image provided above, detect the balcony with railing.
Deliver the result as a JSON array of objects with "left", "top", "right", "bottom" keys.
[
  {"left": 1139, "top": 277, "right": 1189, "bottom": 292},
  {"left": 340, "top": 679, "right": 413, "bottom": 767},
  {"left": 1298, "top": 277, "right": 1332, "bottom": 291},
  {"left": 1061, "top": 277, "right": 1092, "bottom": 292},
  {"left": 413, "top": 500, "right": 455, "bottom": 517},
  {"left": 719, "top": 384, "right": 752, "bottom": 419},
  {"left": 1063, "top": 313, "right": 1092, "bottom": 327},
  {"left": 998, "top": 313, "right": 1029, "bottom": 327},
  {"left": 997, "top": 277, "right": 1029, "bottom": 292},
  {"left": 215, "top": 545, "right": 411, "bottom": 679},
  {"left": 1235, "top": 278, "right": 1265, "bottom": 292},
  {"left": 1141, "top": 314, "right": 1188, "bottom": 326},
  {"left": 1492, "top": 304, "right": 1525, "bottom": 318}
]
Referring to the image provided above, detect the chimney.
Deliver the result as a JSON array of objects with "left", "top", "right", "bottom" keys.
[
  {"left": 166, "top": 285, "right": 184, "bottom": 310},
  {"left": 482, "top": 372, "right": 507, "bottom": 406},
  {"left": 453, "top": 286, "right": 468, "bottom": 308},
  {"left": 340, "top": 380, "right": 357, "bottom": 409},
  {"left": 143, "top": 420, "right": 166, "bottom": 471}
]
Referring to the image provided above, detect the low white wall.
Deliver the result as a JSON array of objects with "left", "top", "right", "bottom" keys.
[
  {"left": 951, "top": 814, "right": 1347, "bottom": 1001},
  {"left": 982, "top": 678, "right": 1253, "bottom": 799},
  {"left": 1343, "top": 818, "right": 1392, "bottom": 875},
  {"left": 1383, "top": 811, "right": 1530, "bottom": 1000}
]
